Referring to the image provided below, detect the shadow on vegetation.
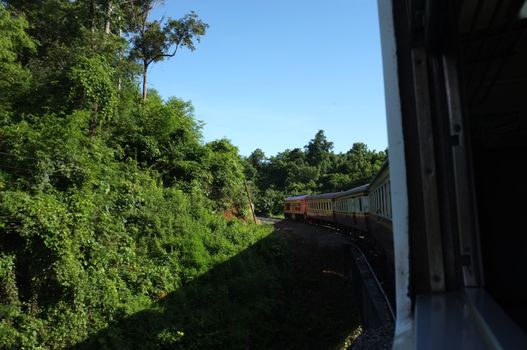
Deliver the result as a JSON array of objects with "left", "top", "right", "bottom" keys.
[{"left": 72, "top": 223, "right": 361, "bottom": 349}]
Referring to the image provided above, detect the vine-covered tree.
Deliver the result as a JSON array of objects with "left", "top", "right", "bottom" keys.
[{"left": 0, "top": 5, "right": 35, "bottom": 113}]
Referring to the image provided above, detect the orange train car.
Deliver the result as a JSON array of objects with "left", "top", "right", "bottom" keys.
[{"left": 283, "top": 194, "right": 308, "bottom": 220}]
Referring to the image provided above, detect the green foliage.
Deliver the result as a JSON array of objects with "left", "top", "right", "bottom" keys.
[
  {"left": 0, "top": 103, "right": 258, "bottom": 348},
  {"left": 305, "top": 130, "right": 333, "bottom": 167},
  {"left": 129, "top": 11, "right": 208, "bottom": 66},
  {"left": 0, "top": 5, "right": 36, "bottom": 113},
  {"left": 0, "top": 3, "right": 258, "bottom": 349},
  {"left": 247, "top": 131, "right": 387, "bottom": 211},
  {"left": 127, "top": 1, "right": 208, "bottom": 100},
  {"left": 205, "top": 139, "right": 246, "bottom": 211},
  {"left": 69, "top": 56, "right": 118, "bottom": 127},
  {"left": 256, "top": 188, "right": 285, "bottom": 217}
]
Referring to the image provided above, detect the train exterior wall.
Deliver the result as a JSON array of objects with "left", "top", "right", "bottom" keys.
[
  {"left": 306, "top": 198, "right": 336, "bottom": 224},
  {"left": 334, "top": 212, "right": 369, "bottom": 233},
  {"left": 284, "top": 195, "right": 308, "bottom": 219},
  {"left": 368, "top": 162, "right": 393, "bottom": 261},
  {"left": 306, "top": 207, "right": 335, "bottom": 223},
  {"left": 368, "top": 214, "right": 394, "bottom": 263}
]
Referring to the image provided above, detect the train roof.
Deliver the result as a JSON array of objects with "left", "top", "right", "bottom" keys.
[
  {"left": 284, "top": 194, "right": 309, "bottom": 201},
  {"left": 335, "top": 184, "right": 370, "bottom": 198},
  {"left": 369, "top": 160, "right": 389, "bottom": 187},
  {"left": 306, "top": 192, "right": 343, "bottom": 200}
]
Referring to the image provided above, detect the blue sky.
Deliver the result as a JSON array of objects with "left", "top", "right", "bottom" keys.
[{"left": 149, "top": 0, "right": 387, "bottom": 157}]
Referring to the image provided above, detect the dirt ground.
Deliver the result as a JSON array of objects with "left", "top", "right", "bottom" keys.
[{"left": 262, "top": 218, "right": 364, "bottom": 349}]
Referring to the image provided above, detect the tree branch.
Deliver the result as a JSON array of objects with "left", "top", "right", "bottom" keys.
[{"left": 148, "top": 42, "right": 180, "bottom": 64}]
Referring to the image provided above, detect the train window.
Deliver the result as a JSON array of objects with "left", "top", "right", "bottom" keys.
[
  {"left": 382, "top": 184, "right": 387, "bottom": 216},
  {"left": 380, "top": 187, "right": 384, "bottom": 216},
  {"left": 382, "top": 185, "right": 386, "bottom": 217},
  {"left": 377, "top": 188, "right": 382, "bottom": 215},
  {"left": 380, "top": 189, "right": 382, "bottom": 214},
  {"left": 386, "top": 185, "right": 389, "bottom": 216},
  {"left": 387, "top": 182, "right": 391, "bottom": 218},
  {"left": 384, "top": 185, "right": 388, "bottom": 216},
  {"left": 359, "top": 197, "right": 362, "bottom": 212},
  {"left": 381, "top": 186, "right": 385, "bottom": 216}
]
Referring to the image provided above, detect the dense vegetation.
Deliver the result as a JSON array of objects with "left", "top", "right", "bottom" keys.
[
  {"left": 0, "top": 2, "right": 272, "bottom": 348},
  {"left": 0, "top": 1, "right": 377, "bottom": 348},
  {"left": 246, "top": 130, "right": 387, "bottom": 216}
]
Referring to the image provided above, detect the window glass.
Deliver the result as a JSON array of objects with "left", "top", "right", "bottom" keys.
[{"left": 381, "top": 186, "right": 384, "bottom": 216}]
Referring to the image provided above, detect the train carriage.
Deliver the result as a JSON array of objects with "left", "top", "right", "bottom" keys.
[
  {"left": 334, "top": 184, "right": 370, "bottom": 233},
  {"left": 283, "top": 194, "right": 308, "bottom": 220},
  {"left": 305, "top": 192, "right": 340, "bottom": 224},
  {"left": 367, "top": 161, "right": 393, "bottom": 263}
]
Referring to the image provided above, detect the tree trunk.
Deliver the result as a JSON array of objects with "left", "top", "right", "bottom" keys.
[
  {"left": 142, "top": 62, "right": 148, "bottom": 102},
  {"left": 104, "top": 2, "right": 112, "bottom": 34},
  {"left": 90, "top": 0, "right": 96, "bottom": 33}
]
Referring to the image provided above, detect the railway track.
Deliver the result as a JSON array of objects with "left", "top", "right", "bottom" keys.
[{"left": 269, "top": 218, "right": 395, "bottom": 329}]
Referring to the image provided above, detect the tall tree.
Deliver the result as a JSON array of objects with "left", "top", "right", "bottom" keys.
[
  {"left": 305, "top": 130, "right": 333, "bottom": 167},
  {"left": 0, "top": 5, "right": 36, "bottom": 113},
  {"left": 128, "top": 1, "right": 208, "bottom": 101},
  {"left": 248, "top": 148, "right": 266, "bottom": 171}
]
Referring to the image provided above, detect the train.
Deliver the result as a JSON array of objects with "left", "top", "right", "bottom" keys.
[{"left": 283, "top": 161, "right": 392, "bottom": 264}]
